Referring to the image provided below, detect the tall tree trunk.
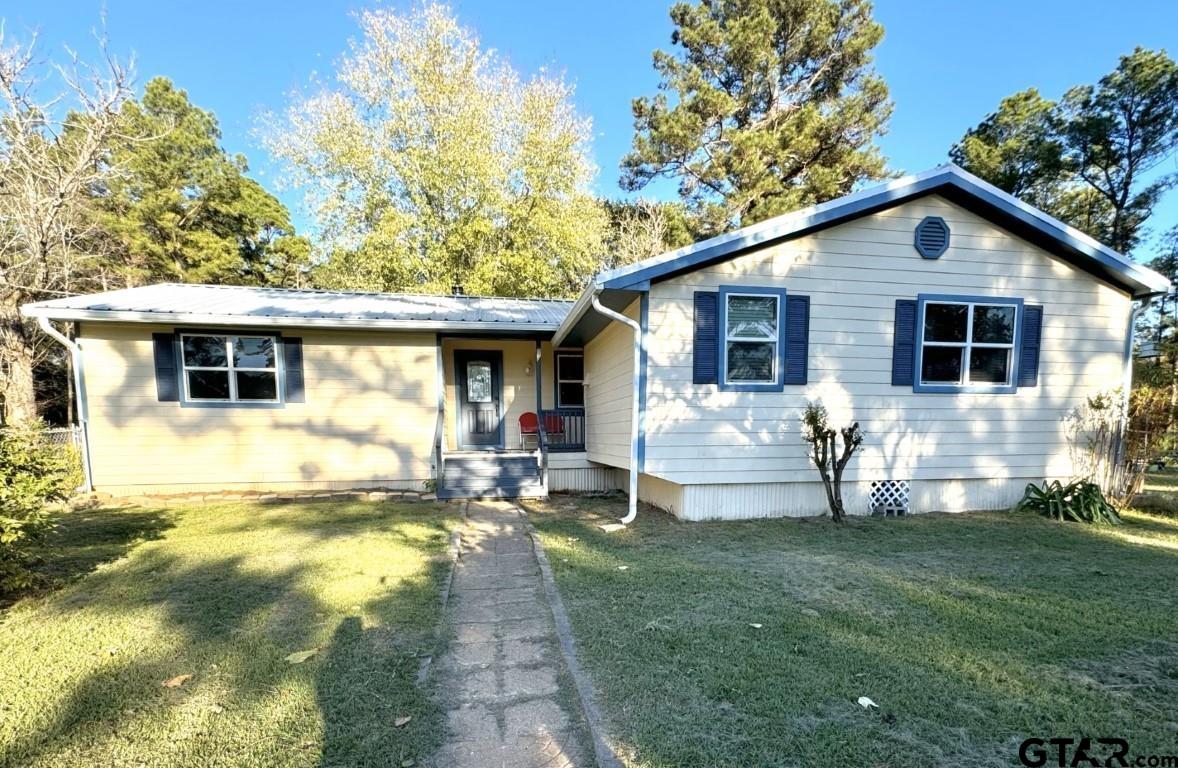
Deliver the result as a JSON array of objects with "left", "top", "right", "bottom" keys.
[{"left": 0, "top": 300, "right": 38, "bottom": 424}]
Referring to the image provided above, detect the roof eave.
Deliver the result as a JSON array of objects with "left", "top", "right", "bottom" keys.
[
  {"left": 551, "top": 280, "right": 601, "bottom": 347},
  {"left": 20, "top": 306, "right": 562, "bottom": 334},
  {"left": 596, "top": 165, "right": 1171, "bottom": 299}
]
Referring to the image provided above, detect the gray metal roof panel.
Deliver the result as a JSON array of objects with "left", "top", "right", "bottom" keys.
[{"left": 23, "top": 283, "right": 574, "bottom": 330}]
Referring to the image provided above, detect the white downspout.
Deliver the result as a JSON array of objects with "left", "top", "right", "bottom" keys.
[
  {"left": 1113, "top": 301, "right": 1147, "bottom": 486},
  {"left": 37, "top": 316, "right": 93, "bottom": 492},
  {"left": 590, "top": 295, "right": 641, "bottom": 525}
]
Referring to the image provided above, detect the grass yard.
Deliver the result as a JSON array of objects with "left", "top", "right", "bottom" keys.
[
  {"left": 525, "top": 496, "right": 1178, "bottom": 768},
  {"left": 0, "top": 500, "right": 460, "bottom": 768},
  {"left": 1133, "top": 466, "right": 1178, "bottom": 516}
]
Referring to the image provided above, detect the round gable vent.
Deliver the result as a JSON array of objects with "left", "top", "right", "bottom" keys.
[{"left": 914, "top": 216, "right": 950, "bottom": 259}]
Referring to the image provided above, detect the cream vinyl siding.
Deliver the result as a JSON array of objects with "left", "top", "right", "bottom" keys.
[
  {"left": 643, "top": 195, "right": 1131, "bottom": 487},
  {"left": 441, "top": 339, "right": 554, "bottom": 450},
  {"left": 80, "top": 323, "right": 437, "bottom": 494},
  {"left": 584, "top": 299, "right": 639, "bottom": 468}
]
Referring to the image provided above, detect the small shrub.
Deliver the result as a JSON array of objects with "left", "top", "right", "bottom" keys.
[
  {"left": 1015, "top": 479, "right": 1122, "bottom": 525},
  {"left": 0, "top": 421, "right": 82, "bottom": 596},
  {"left": 800, "top": 402, "right": 864, "bottom": 524}
]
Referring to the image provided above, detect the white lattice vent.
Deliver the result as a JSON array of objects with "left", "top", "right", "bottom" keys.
[{"left": 870, "top": 480, "right": 910, "bottom": 516}]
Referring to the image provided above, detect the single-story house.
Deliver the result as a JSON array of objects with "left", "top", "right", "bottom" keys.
[{"left": 22, "top": 164, "right": 1171, "bottom": 521}]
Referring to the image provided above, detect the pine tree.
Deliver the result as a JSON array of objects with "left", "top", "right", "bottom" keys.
[{"left": 621, "top": 0, "right": 893, "bottom": 233}]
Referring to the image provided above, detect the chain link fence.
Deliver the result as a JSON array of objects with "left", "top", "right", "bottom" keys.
[
  {"left": 40, "top": 426, "right": 83, "bottom": 450},
  {"left": 0, "top": 425, "right": 82, "bottom": 449}
]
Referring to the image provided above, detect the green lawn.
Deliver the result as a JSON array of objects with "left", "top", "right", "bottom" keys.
[
  {"left": 0, "top": 500, "right": 459, "bottom": 768},
  {"left": 525, "top": 497, "right": 1178, "bottom": 768},
  {"left": 1133, "top": 466, "right": 1178, "bottom": 515}
]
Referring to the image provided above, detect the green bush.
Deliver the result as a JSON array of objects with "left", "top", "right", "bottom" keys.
[
  {"left": 0, "top": 421, "right": 83, "bottom": 596},
  {"left": 1015, "top": 479, "right": 1122, "bottom": 525}
]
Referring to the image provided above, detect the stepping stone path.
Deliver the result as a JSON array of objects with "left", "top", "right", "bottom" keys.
[{"left": 431, "top": 501, "right": 592, "bottom": 768}]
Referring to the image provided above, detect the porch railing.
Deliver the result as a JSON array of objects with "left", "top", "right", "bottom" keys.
[{"left": 538, "top": 408, "right": 585, "bottom": 452}]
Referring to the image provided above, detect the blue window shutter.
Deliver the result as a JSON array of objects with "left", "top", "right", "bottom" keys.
[
  {"left": 284, "top": 337, "right": 306, "bottom": 402},
  {"left": 1017, "top": 306, "right": 1043, "bottom": 387},
  {"left": 783, "top": 294, "right": 809, "bottom": 385},
  {"left": 892, "top": 299, "right": 918, "bottom": 386},
  {"left": 693, "top": 291, "right": 719, "bottom": 385},
  {"left": 152, "top": 332, "right": 180, "bottom": 402}
]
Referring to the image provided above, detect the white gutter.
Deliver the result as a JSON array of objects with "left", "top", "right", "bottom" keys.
[
  {"left": 589, "top": 294, "right": 641, "bottom": 525},
  {"left": 36, "top": 317, "right": 93, "bottom": 493},
  {"left": 1114, "top": 300, "right": 1149, "bottom": 477},
  {"left": 552, "top": 281, "right": 601, "bottom": 348},
  {"left": 21, "top": 306, "right": 562, "bottom": 333}
]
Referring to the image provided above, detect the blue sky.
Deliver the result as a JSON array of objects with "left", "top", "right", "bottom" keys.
[{"left": 5, "top": 0, "right": 1177, "bottom": 259}]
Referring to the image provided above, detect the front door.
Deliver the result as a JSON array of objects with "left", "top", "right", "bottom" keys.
[{"left": 455, "top": 350, "right": 503, "bottom": 449}]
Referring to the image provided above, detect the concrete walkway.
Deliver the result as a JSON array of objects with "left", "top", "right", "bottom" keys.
[{"left": 431, "top": 501, "right": 591, "bottom": 768}]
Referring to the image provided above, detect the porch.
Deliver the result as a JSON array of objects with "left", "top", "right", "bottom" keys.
[{"left": 434, "top": 337, "right": 588, "bottom": 499}]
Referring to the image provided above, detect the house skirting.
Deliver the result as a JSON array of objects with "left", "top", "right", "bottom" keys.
[
  {"left": 545, "top": 452, "right": 625, "bottom": 493},
  {"left": 96, "top": 478, "right": 430, "bottom": 498},
  {"left": 637, "top": 475, "right": 1046, "bottom": 521}
]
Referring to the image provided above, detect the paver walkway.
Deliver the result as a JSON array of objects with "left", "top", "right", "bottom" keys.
[{"left": 431, "top": 501, "right": 592, "bottom": 768}]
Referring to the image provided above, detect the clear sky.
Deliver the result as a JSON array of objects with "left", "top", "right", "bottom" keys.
[{"left": 4, "top": 0, "right": 1177, "bottom": 258}]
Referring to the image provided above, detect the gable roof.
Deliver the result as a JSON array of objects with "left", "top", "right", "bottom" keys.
[
  {"left": 22, "top": 283, "right": 572, "bottom": 333},
  {"left": 553, "top": 164, "right": 1170, "bottom": 346}
]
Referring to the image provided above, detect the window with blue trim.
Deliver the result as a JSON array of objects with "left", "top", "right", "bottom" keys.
[
  {"left": 181, "top": 334, "right": 282, "bottom": 403},
  {"left": 719, "top": 286, "right": 787, "bottom": 390},
  {"left": 916, "top": 296, "right": 1021, "bottom": 392}
]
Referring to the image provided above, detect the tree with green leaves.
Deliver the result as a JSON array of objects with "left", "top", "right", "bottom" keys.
[
  {"left": 949, "top": 89, "right": 1066, "bottom": 209},
  {"left": 263, "top": 4, "right": 606, "bottom": 298},
  {"left": 1059, "top": 48, "right": 1178, "bottom": 254},
  {"left": 621, "top": 0, "right": 893, "bottom": 233},
  {"left": 95, "top": 77, "right": 310, "bottom": 288},
  {"left": 952, "top": 48, "right": 1178, "bottom": 255}
]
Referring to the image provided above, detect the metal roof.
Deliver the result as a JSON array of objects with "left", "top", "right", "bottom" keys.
[
  {"left": 555, "top": 164, "right": 1172, "bottom": 346},
  {"left": 22, "top": 283, "right": 574, "bottom": 333}
]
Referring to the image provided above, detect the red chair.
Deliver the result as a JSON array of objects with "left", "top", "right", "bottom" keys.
[
  {"left": 519, "top": 412, "right": 566, "bottom": 448},
  {"left": 543, "top": 412, "right": 565, "bottom": 441},
  {"left": 519, "top": 412, "right": 540, "bottom": 449}
]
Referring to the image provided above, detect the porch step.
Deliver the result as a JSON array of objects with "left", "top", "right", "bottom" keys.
[
  {"left": 440, "top": 452, "right": 545, "bottom": 500},
  {"left": 436, "top": 483, "right": 546, "bottom": 500}
]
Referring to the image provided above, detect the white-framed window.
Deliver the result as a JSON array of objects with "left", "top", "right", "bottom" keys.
[
  {"left": 723, "top": 292, "right": 781, "bottom": 385},
  {"left": 919, "top": 299, "right": 1018, "bottom": 388},
  {"left": 555, "top": 352, "right": 584, "bottom": 408},
  {"left": 181, "top": 334, "right": 281, "bottom": 403}
]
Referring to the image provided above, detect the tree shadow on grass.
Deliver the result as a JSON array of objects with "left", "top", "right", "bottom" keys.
[
  {"left": 0, "top": 514, "right": 453, "bottom": 768},
  {"left": 315, "top": 557, "right": 451, "bottom": 768},
  {"left": 212, "top": 501, "right": 456, "bottom": 546},
  {"left": 0, "top": 550, "right": 312, "bottom": 767},
  {"left": 3, "top": 505, "right": 173, "bottom": 609}
]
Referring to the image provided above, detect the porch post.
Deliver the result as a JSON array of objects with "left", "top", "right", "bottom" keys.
[
  {"left": 534, "top": 338, "right": 543, "bottom": 413},
  {"left": 434, "top": 335, "right": 445, "bottom": 489},
  {"left": 535, "top": 338, "right": 548, "bottom": 491}
]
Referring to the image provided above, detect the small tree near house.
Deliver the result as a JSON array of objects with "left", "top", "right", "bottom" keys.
[{"left": 801, "top": 402, "right": 864, "bottom": 523}]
